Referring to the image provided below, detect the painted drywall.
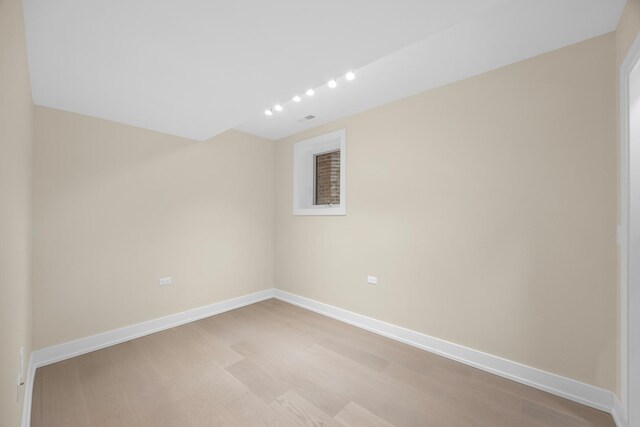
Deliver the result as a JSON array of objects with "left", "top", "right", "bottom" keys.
[
  {"left": 32, "top": 108, "right": 275, "bottom": 349},
  {"left": 0, "top": 0, "right": 33, "bottom": 425},
  {"left": 275, "top": 34, "right": 617, "bottom": 391},
  {"left": 617, "top": 0, "right": 640, "bottom": 68}
]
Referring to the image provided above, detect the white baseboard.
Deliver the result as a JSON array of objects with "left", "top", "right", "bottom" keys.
[
  {"left": 273, "top": 289, "right": 619, "bottom": 420},
  {"left": 612, "top": 396, "right": 626, "bottom": 427},
  {"left": 22, "top": 287, "right": 621, "bottom": 426},
  {"left": 22, "top": 289, "right": 273, "bottom": 426},
  {"left": 21, "top": 353, "right": 35, "bottom": 427},
  {"left": 31, "top": 288, "right": 274, "bottom": 369}
]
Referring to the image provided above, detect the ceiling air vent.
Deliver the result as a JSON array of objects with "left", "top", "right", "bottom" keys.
[{"left": 295, "top": 115, "right": 315, "bottom": 123}]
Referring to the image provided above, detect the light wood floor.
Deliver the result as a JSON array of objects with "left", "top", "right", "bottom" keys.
[{"left": 31, "top": 299, "right": 615, "bottom": 427}]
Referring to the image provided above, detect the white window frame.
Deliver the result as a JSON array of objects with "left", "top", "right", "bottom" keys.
[{"left": 293, "top": 129, "right": 346, "bottom": 216}]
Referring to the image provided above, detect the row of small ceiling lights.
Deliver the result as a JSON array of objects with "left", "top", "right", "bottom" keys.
[{"left": 265, "top": 71, "right": 356, "bottom": 116}]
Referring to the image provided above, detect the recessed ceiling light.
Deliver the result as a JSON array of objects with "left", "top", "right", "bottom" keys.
[
  {"left": 328, "top": 79, "right": 337, "bottom": 89},
  {"left": 306, "top": 88, "right": 314, "bottom": 97},
  {"left": 265, "top": 109, "right": 273, "bottom": 116},
  {"left": 345, "top": 71, "right": 355, "bottom": 81},
  {"left": 293, "top": 95, "right": 301, "bottom": 102},
  {"left": 274, "top": 104, "right": 283, "bottom": 112}
]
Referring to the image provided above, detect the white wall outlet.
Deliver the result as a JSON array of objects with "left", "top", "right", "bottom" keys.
[
  {"left": 159, "top": 277, "right": 172, "bottom": 286},
  {"left": 367, "top": 276, "right": 378, "bottom": 285}
]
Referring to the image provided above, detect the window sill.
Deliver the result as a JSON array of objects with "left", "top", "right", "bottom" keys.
[{"left": 294, "top": 205, "right": 346, "bottom": 216}]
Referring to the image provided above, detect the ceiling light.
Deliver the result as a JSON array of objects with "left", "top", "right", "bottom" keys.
[
  {"left": 345, "top": 71, "right": 355, "bottom": 81},
  {"left": 293, "top": 95, "right": 301, "bottom": 102},
  {"left": 328, "top": 79, "right": 337, "bottom": 89},
  {"left": 265, "top": 109, "right": 273, "bottom": 116},
  {"left": 274, "top": 104, "right": 283, "bottom": 112},
  {"left": 306, "top": 88, "right": 314, "bottom": 97}
]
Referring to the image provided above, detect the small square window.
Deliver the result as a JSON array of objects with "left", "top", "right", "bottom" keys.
[
  {"left": 314, "top": 150, "right": 341, "bottom": 206},
  {"left": 293, "top": 130, "right": 346, "bottom": 215}
]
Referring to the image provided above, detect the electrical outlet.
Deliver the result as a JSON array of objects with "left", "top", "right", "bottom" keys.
[
  {"left": 159, "top": 277, "right": 172, "bottom": 286},
  {"left": 367, "top": 276, "right": 378, "bottom": 285}
]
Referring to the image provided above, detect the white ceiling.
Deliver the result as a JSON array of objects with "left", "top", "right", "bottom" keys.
[{"left": 24, "top": 0, "right": 626, "bottom": 142}]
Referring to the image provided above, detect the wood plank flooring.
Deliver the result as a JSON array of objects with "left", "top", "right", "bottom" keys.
[{"left": 30, "top": 299, "right": 615, "bottom": 426}]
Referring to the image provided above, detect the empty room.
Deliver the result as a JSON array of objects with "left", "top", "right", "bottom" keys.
[{"left": 2, "top": 0, "right": 640, "bottom": 426}]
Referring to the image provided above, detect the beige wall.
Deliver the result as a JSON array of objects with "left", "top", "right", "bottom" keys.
[
  {"left": 0, "top": 0, "right": 33, "bottom": 425},
  {"left": 33, "top": 107, "right": 275, "bottom": 349},
  {"left": 275, "top": 34, "right": 617, "bottom": 391},
  {"left": 617, "top": 0, "right": 640, "bottom": 69}
]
